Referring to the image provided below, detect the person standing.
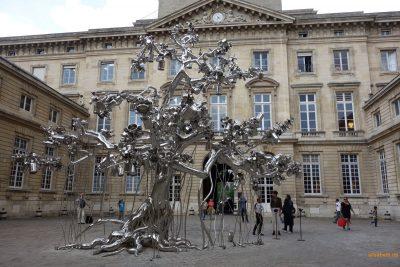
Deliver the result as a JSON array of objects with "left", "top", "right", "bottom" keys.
[
  {"left": 371, "top": 206, "right": 378, "bottom": 227},
  {"left": 76, "top": 193, "right": 86, "bottom": 224},
  {"left": 282, "top": 194, "right": 295, "bottom": 233},
  {"left": 333, "top": 198, "right": 341, "bottom": 223},
  {"left": 238, "top": 192, "right": 249, "bottom": 223},
  {"left": 341, "top": 197, "right": 355, "bottom": 230},
  {"left": 200, "top": 201, "right": 208, "bottom": 220},
  {"left": 270, "top": 190, "right": 282, "bottom": 235},
  {"left": 253, "top": 197, "right": 264, "bottom": 235},
  {"left": 118, "top": 199, "right": 125, "bottom": 220}
]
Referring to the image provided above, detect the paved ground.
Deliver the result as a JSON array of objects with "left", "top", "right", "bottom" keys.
[{"left": 0, "top": 215, "right": 399, "bottom": 267}]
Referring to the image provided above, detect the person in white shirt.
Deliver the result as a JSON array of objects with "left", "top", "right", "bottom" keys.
[
  {"left": 253, "top": 197, "right": 264, "bottom": 235},
  {"left": 333, "top": 198, "right": 341, "bottom": 223}
]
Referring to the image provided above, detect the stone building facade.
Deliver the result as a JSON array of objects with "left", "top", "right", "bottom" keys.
[
  {"left": 0, "top": 0, "right": 399, "bottom": 219},
  {"left": 0, "top": 57, "right": 89, "bottom": 217}
]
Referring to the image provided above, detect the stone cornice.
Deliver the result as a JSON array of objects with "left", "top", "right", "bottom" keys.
[
  {"left": 364, "top": 74, "right": 400, "bottom": 110},
  {"left": 291, "top": 83, "right": 323, "bottom": 89},
  {"left": 327, "top": 82, "right": 361, "bottom": 88}
]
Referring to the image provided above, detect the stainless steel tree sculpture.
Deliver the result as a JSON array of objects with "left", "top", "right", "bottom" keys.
[{"left": 13, "top": 23, "right": 300, "bottom": 256}]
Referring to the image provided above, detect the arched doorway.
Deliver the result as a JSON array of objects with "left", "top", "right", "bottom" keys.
[{"left": 202, "top": 156, "right": 235, "bottom": 214}]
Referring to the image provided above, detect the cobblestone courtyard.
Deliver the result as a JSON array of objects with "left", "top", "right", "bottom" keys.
[{"left": 0, "top": 216, "right": 399, "bottom": 267}]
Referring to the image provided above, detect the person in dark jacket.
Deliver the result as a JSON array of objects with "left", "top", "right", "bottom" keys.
[
  {"left": 282, "top": 194, "right": 295, "bottom": 233},
  {"left": 270, "top": 191, "right": 282, "bottom": 235},
  {"left": 341, "top": 197, "right": 355, "bottom": 230}
]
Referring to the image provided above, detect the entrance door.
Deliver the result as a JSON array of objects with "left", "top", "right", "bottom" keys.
[
  {"left": 202, "top": 159, "right": 235, "bottom": 214},
  {"left": 257, "top": 177, "right": 274, "bottom": 212}
]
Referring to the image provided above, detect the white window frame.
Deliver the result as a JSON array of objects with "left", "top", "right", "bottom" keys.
[
  {"left": 374, "top": 111, "right": 382, "bottom": 127},
  {"left": 169, "top": 59, "right": 182, "bottom": 76},
  {"left": 126, "top": 164, "right": 141, "bottom": 194},
  {"left": 65, "top": 154, "right": 75, "bottom": 192},
  {"left": 19, "top": 94, "right": 33, "bottom": 112},
  {"left": 333, "top": 50, "right": 350, "bottom": 71},
  {"left": 394, "top": 98, "right": 400, "bottom": 117},
  {"left": 210, "top": 95, "right": 227, "bottom": 132},
  {"left": 97, "top": 116, "right": 111, "bottom": 131},
  {"left": 41, "top": 146, "right": 54, "bottom": 190},
  {"left": 100, "top": 61, "right": 114, "bottom": 82},
  {"left": 92, "top": 156, "right": 106, "bottom": 193},
  {"left": 169, "top": 96, "right": 182, "bottom": 107},
  {"left": 253, "top": 93, "right": 271, "bottom": 130},
  {"left": 32, "top": 66, "right": 46, "bottom": 81},
  {"left": 302, "top": 154, "right": 322, "bottom": 195},
  {"left": 62, "top": 65, "right": 76, "bottom": 85},
  {"left": 341, "top": 154, "right": 361, "bottom": 195},
  {"left": 131, "top": 63, "right": 145, "bottom": 80},
  {"left": 129, "top": 105, "right": 142, "bottom": 126},
  {"left": 297, "top": 52, "right": 313, "bottom": 73},
  {"left": 253, "top": 51, "right": 269, "bottom": 72},
  {"left": 380, "top": 50, "right": 398, "bottom": 72},
  {"left": 299, "top": 93, "right": 317, "bottom": 132},
  {"left": 169, "top": 175, "right": 181, "bottom": 202},
  {"left": 9, "top": 137, "right": 28, "bottom": 188},
  {"left": 336, "top": 92, "right": 355, "bottom": 131},
  {"left": 257, "top": 177, "right": 274, "bottom": 204},
  {"left": 49, "top": 108, "right": 60, "bottom": 124},
  {"left": 379, "top": 150, "right": 389, "bottom": 194}
]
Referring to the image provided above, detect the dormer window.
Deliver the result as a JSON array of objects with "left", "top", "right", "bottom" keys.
[
  {"left": 298, "top": 31, "right": 309, "bottom": 38},
  {"left": 381, "top": 29, "right": 391, "bottom": 36},
  {"left": 8, "top": 50, "right": 16, "bottom": 56},
  {"left": 104, "top": 43, "right": 113, "bottom": 49},
  {"left": 66, "top": 46, "right": 75, "bottom": 53},
  {"left": 36, "top": 48, "right": 45, "bottom": 55},
  {"left": 334, "top": 30, "right": 344, "bottom": 37}
]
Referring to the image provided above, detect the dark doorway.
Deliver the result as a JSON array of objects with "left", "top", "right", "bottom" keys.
[{"left": 202, "top": 156, "right": 235, "bottom": 214}]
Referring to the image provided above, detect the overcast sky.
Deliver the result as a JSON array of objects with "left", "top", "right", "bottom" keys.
[{"left": 1, "top": 0, "right": 400, "bottom": 37}]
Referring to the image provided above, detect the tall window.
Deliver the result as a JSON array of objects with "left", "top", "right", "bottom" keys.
[
  {"left": 169, "top": 175, "right": 181, "bottom": 202},
  {"left": 341, "top": 154, "right": 361, "bottom": 195},
  {"left": 131, "top": 64, "right": 145, "bottom": 80},
  {"left": 374, "top": 111, "right": 382, "bottom": 127},
  {"left": 394, "top": 98, "right": 400, "bottom": 117},
  {"left": 129, "top": 105, "right": 142, "bottom": 126},
  {"left": 258, "top": 177, "right": 273, "bottom": 203},
  {"left": 302, "top": 154, "right": 321, "bottom": 194},
  {"left": 9, "top": 137, "right": 28, "bottom": 188},
  {"left": 254, "top": 94, "right": 271, "bottom": 130},
  {"left": 336, "top": 92, "right": 355, "bottom": 131},
  {"left": 297, "top": 52, "right": 313, "bottom": 73},
  {"left": 65, "top": 154, "right": 75, "bottom": 192},
  {"left": 253, "top": 52, "right": 268, "bottom": 72},
  {"left": 126, "top": 163, "right": 141, "bottom": 193},
  {"left": 32, "top": 67, "right": 46, "bottom": 81},
  {"left": 169, "top": 96, "right": 182, "bottom": 107},
  {"left": 100, "top": 62, "right": 114, "bottom": 82},
  {"left": 97, "top": 116, "right": 111, "bottom": 131},
  {"left": 210, "top": 95, "right": 227, "bottom": 132},
  {"left": 41, "top": 146, "right": 54, "bottom": 190},
  {"left": 378, "top": 151, "right": 389, "bottom": 194},
  {"left": 381, "top": 50, "right": 398, "bottom": 72},
  {"left": 299, "top": 93, "right": 317, "bottom": 132},
  {"left": 169, "top": 59, "right": 182, "bottom": 76},
  {"left": 333, "top": 50, "right": 349, "bottom": 71},
  {"left": 49, "top": 108, "right": 60, "bottom": 124},
  {"left": 62, "top": 65, "right": 76, "bottom": 85},
  {"left": 19, "top": 95, "right": 33, "bottom": 112},
  {"left": 93, "top": 156, "right": 105, "bottom": 193}
]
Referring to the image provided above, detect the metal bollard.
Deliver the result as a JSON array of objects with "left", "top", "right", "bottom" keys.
[
  {"left": 298, "top": 208, "right": 305, "bottom": 241},
  {"left": 0, "top": 208, "right": 7, "bottom": 220},
  {"left": 273, "top": 208, "right": 279, "bottom": 240},
  {"left": 384, "top": 211, "right": 391, "bottom": 221}
]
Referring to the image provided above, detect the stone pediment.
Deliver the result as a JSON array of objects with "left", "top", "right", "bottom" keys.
[
  {"left": 147, "top": 0, "right": 294, "bottom": 31},
  {"left": 245, "top": 77, "right": 279, "bottom": 89}
]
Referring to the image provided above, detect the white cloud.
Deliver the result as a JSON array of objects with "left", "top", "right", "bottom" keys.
[
  {"left": 0, "top": 12, "right": 45, "bottom": 37},
  {"left": 49, "top": 0, "right": 158, "bottom": 32}
]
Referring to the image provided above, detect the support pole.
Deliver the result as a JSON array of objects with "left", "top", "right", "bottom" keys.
[{"left": 298, "top": 208, "right": 305, "bottom": 241}]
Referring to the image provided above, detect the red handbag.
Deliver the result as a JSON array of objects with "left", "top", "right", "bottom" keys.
[{"left": 337, "top": 217, "right": 346, "bottom": 227}]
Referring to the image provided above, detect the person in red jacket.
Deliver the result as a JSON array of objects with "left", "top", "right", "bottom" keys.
[{"left": 207, "top": 199, "right": 215, "bottom": 219}]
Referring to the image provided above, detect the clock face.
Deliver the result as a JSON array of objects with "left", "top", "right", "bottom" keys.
[{"left": 212, "top": 12, "right": 225, "bottom": 24}]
